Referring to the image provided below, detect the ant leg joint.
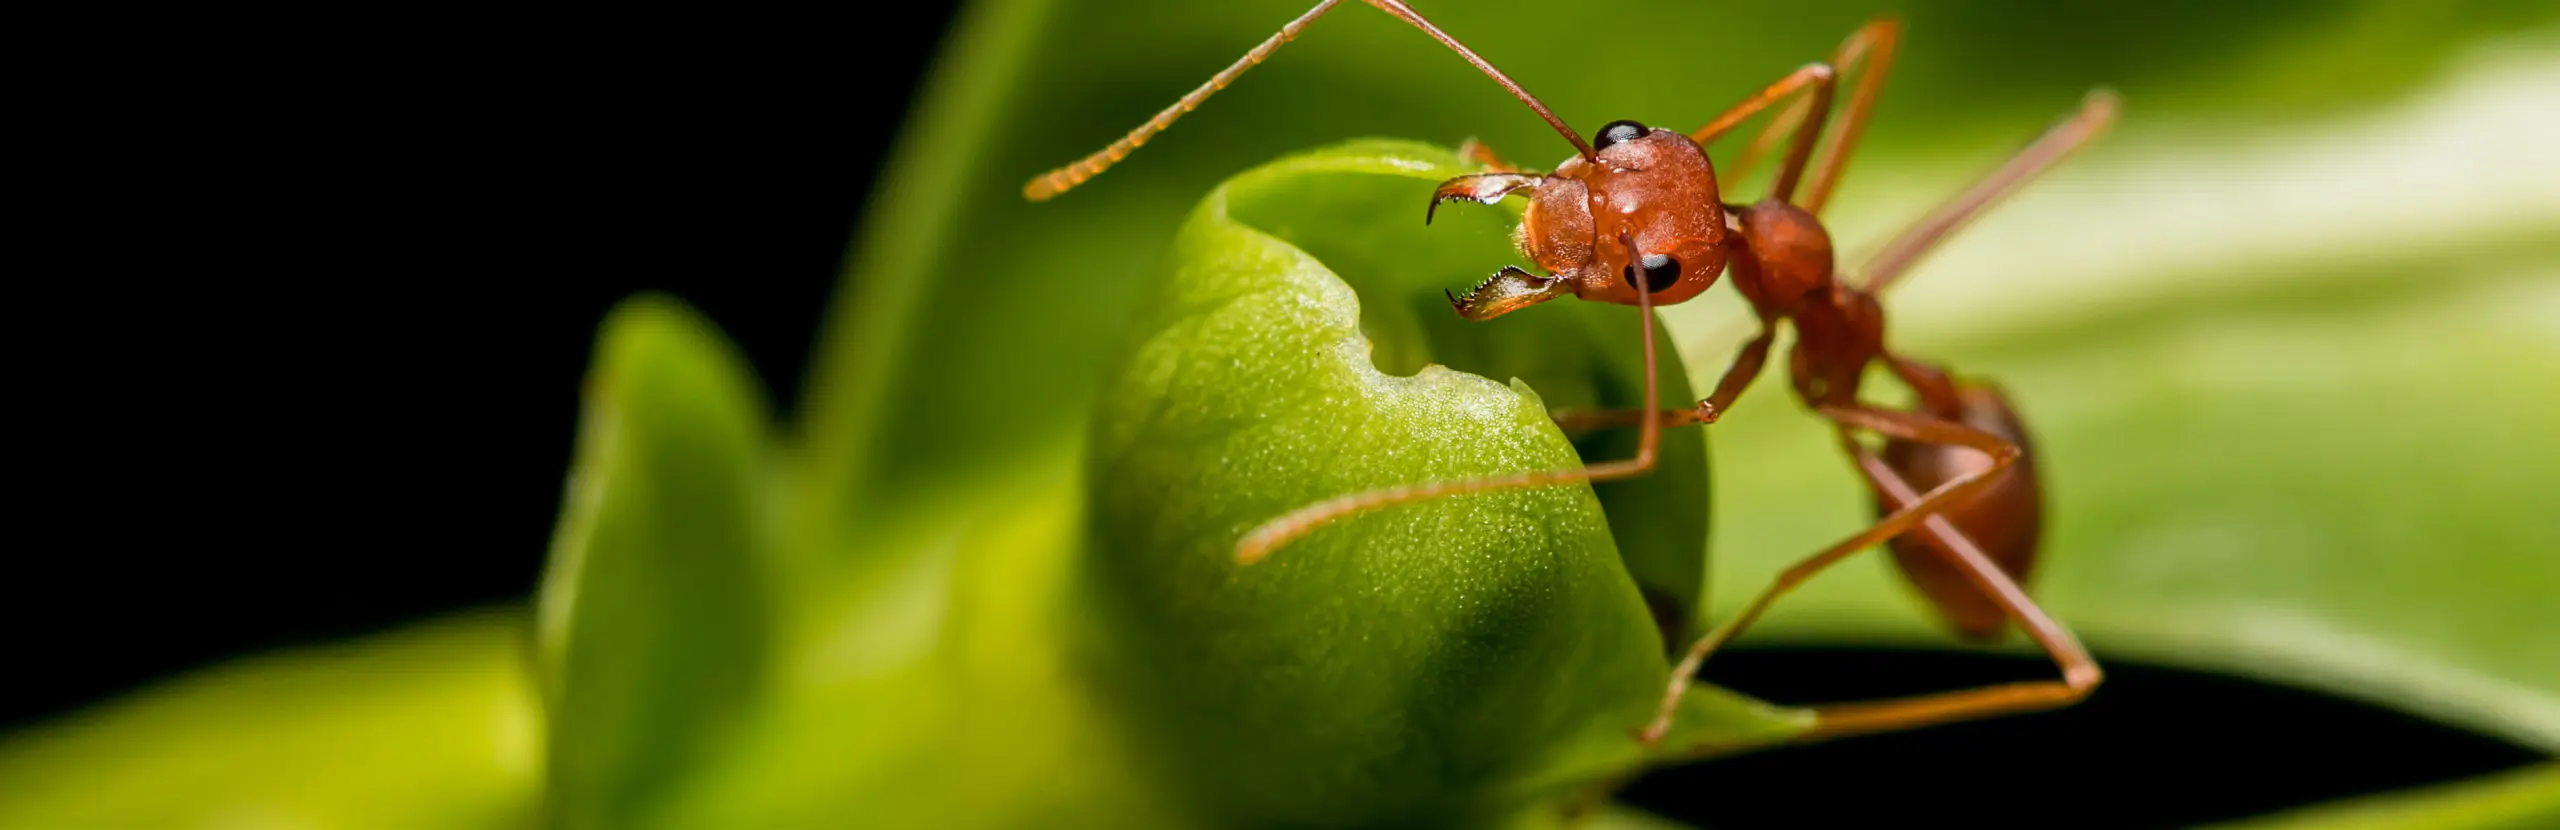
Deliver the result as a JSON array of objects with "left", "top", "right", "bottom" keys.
[
  {"left": 1772, "top": 561, "right": 1826, "bottom": 590},
  {"left": 2065, "top": 663, "right": 2104, "bottom": 693}
]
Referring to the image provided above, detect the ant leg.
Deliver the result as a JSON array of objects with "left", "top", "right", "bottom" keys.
[
  {"left": 1688, "top": 63, "right": 1837, "bottom": 148},
  {"left": 1686, "top": 63, "right": 1843, "bottom": 202},
  {"left": 1237, "top": 234, "right": 1666, "bottom": 564},
  {"left": 1883, "top": 352, "right": 1965, "bottom": 420},
  {"left": 1799, "top": 445, "right": 2099, "bottom": 741},
  {"left": 1026, "top": 0, "right": 1597, "bottom": 201},
  {"left": 1723, "top": 18, "right": 1901, "bottom": 208},
  {"left": 1454, "top": 137, "right": 1520, "bottom": 173},
  {"left": 1695, "top": 326, "right": 1777, "bottom": 423},
  {"left": 1718, "top": 95, "right": 1814, "bottom": 193},
  {"left": 1796, "top": 18, "right": 1903, "bottom": 214},
  {"left": 1640, "top": 403, "right": 2022, "bottom": 744},
  {"left": 1549, "top": 407, "right": 1698, "bottom": 434},
  {"left": 1548, "top": 325, "right": 1775, "bottom": 433},
  {"left": 1860, "top": 89, "right": 2119, "bottom": 292},
  {"left": 1803, "top": 404, "right": 2023, "bottom": 580}
]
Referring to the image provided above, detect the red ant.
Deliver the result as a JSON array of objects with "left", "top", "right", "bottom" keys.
[{"left": 1028, "top": 0, "right": 2117, "bottom": 746}]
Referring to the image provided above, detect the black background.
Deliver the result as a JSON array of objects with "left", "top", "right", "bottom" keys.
[
  {"left": 12, "top": 6, "right": 963, "bottom": 726},
  {"left": 12, "top": 4, "right": 2543, "bottom": 827}
]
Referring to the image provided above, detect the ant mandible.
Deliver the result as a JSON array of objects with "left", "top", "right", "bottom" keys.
[{"left": 1027, "top": 0, "right": 2117, "bottom": 747}]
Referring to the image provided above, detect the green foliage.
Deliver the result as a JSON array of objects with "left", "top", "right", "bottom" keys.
[
  {"left": 2208, "top": 764, "right": 2560, "bottom": 830},
  {"left": 1698, "top": 235, "right": 2560, "bottom": 749},
  {"left": 1084, "top": 140, "right": 1762, "bottom": 824},
  {"left": 7, "top": 0, "right": 2557, "bottom": 827},
  {"left": 536, "top": 297, "right": 774, "bottom": 828},
  {"left": 0, "top": 612, "right": 540, "bottom": 829}
]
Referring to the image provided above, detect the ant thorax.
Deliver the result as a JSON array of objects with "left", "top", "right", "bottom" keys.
[
  {"left": 1523, "top": 126, "right": 1730, "bottom": 308},
  {"left": 1726, "top": 199, "right": 1840, "bottom": 315}
]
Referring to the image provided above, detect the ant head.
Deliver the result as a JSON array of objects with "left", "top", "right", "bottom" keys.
[{"left": 1454, "top": 121, "right": 1731, "bottom": 320}]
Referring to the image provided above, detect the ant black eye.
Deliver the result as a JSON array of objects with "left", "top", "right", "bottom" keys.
[
  {"left": 1595, "top": 119, "right": 1649, "bottom": 151},
  {"left": 1622, "top": 253, "right": 1680, "bottom": 293}
]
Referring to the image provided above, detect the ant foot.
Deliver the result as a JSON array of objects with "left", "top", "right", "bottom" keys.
[{"left": 1632, "top": 719, "right": 1670, "bottom": 747}]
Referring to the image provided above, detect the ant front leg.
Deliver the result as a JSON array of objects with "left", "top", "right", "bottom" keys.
[
  {"left": 1640, "top": 402, "right": 2025, "bottom": 745},
  {"left": 1724, "top": 16, "right": 1905, "bottom": 208},
  {"left": 1454, "top": 137, "right": 1520, "bottom": 173},
  {"left": 1236, "top": 234, "right": 1667, "bottom": 565},
  {"left": 1690, "top": 64, "right": 1834, "bottom": 146},
  {"left": 1689, "top": 64, "right": 1838, "bottom": 207},
  {"left": 1761, "top": 17, "right": 1904, "bottom": 215},
  {"left": 1549, "top": 324, "right": 1774, "bottom": 434},
  {"left": 1749, "top": 14, "right": 1904, "bottom": 209}
]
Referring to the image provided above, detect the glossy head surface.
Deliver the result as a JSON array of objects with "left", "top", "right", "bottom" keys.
[{"left": 1521, "top": 125, "right": 1730, "bottom": 308}]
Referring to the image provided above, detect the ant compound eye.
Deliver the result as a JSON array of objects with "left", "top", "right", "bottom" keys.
[
  {"left": 1595, "top": 120, "right": 1650, "bottom": 151},
  {"left": 1622, "top": 253, "right": 1680, "bottom": 293}
]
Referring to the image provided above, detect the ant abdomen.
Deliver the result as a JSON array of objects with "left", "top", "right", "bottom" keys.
[{"left": 1876, "top": 382, "right": 2044, "bottom": 642}]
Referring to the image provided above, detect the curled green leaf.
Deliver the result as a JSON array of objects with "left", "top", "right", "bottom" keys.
[
  {"left": 538, "top": 296, "right": 773, "bottom": 829},
  {"left": 1085, "top": 139, "right": 1797, "bottom": 824}
]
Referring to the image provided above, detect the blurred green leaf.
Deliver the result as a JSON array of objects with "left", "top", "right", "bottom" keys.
[
  {"left": 0, "top": 611, "right": 539, "bottom": 829},
  {"left": 1695, "top": 208, "right": 2560, "bottom": 750},
  {"left": 1582, "top": 805, "right": 1697, "bottom": 830},
  {"left": 2206, "top": 763, "right": 2560, "bottom": 830},
  {"left": 11, "top": 1, "right": 2557, "bottom": 827},
  {"left": 537, "top": 296, "right": 773, "bottom": 828}
]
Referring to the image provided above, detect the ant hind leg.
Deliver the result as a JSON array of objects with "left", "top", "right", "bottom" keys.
[
  {"left": 1640, "top": 402, "right": 2042, "bottom": 745},
  {"left": 1793, "top": 445, "right": 2099, "bottom": 742},
  {"left": 1859, "top": 89, "right": 2118, "bottom": 292}
]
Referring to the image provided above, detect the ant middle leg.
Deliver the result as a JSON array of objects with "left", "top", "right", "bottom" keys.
[
  {"left": 1548, "top": 324, "right": 1777, "bottom": 433},
  {"left": 1884, "top": 352, "right": 1966, "bottom": 421},
  {"left": 1639, "top": 403, "right": 2022, "bottom": 744}
]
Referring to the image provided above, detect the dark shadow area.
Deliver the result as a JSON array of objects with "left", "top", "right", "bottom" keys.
[{"left": 1620, "top": 646, "right": 2550, "bottom": 829}]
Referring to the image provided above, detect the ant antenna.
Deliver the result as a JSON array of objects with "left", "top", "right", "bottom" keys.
[{"left": 1025, "top": 0, "right": 1594, "bottom": 201}]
